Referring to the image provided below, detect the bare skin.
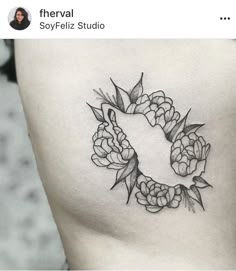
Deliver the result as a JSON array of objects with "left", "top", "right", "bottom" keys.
[{"left": 15, "top": 40, "right": 236, "bottom": 269}]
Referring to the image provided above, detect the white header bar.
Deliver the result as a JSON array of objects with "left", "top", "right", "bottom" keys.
[{"left": 1, "top": 0, "right": 235, "bottom": 38}]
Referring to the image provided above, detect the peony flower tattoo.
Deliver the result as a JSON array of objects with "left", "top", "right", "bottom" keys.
[
  {"left": 136, "top": 175, "right": 182, "bottom": 213},
  {"left": 171, "top": 131, "right": 210, "bottom": 177},
  {"left": 88, "top": 73, "right": 212, "bottom": 214}
]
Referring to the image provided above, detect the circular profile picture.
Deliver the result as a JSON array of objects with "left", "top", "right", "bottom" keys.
[{"left": 8, "top": 7, "right": 31, "bottom": 30}]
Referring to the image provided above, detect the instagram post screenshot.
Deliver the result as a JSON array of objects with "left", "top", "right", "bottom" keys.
[{"left": 0, "top": 0, "right": 235, "bottom": 270}]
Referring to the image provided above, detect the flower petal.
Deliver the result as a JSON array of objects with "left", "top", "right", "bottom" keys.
[
  {"left": 157, "top": 196, "right": 167, "bottom": 207},
  {"left": 166, "top": 187, "right": 175, "bottom": 202},
  {"left": 107, "top": 151, "right": 126, "bottom": 164},
  {"left": 108, "top": 163, "right": 126, "bottom": 170},
  {"left": 102, "top": 139, "right": 112, "bottom": 153},
  {"left": 175, "top": 185, "right": 182, "bottom": 195},
  {"left": 150, "top": 190, "right": 156, "bottom": 196},
  {"left": 199, "top": 136, "right": 206, "bottom": 146},
  {"left": 172, "top": 162, "right": 179, "bottom": 174},
  {"left": 158, "top": 114, "right": 165, "bottom": 127},
  {"left": 103, "top": 130, "right": 113, "bottom": 139},
  {"left": 189, "top": 159, "right": 198, "bottom": 174},
  {"left": 121, "top": 148, "right": 134, "bottom": 160},
  {"left": 165, "top": 107, "right": 174, "bottom": 122},
  {"left": 137, "top": 175, "right": 147, "bottom": 187},
  {"left": 205, "top": 144, "right": 211, "bottom": 158},
  {"left": 165, "top": 97, "right": 173, "bottom": 104},
  {"left": 185, "top": 146, "right": 194, "bottom": 156},
  {"left": 172, "top": 140, "right": 181, "bottom": 149},
  {"left": 154, "top": 187, "right": 161, "bottom": 195},
  {"left": 146, "top": 206, "right": 163, "bottom": 213},
  {"left": 159, "top": 102, "right": 171, "bottom": 111},
  {"left": 173, "top": 112, "right": 180, "bottom": 121},
  {"left": 92, "top": 132, "right": 98, "bottom": 142},
  {"left": 194, "top": 141, "right": 202, "bottom": 159},
  {"left": 136, "top": 94, "right": 149, "bottom": 104},
  {"left": 147, "top": 180, "right": 156, "bottom": 188},
  {"left": 141, "top": 182, "right": 150, "bottom": 196},
  {"left": 135, "top": 100, "right": 151, "bottom": 114},
  {"left": 157, "top": 190, "right": 167, "bottom": 197},
  {"left": 180, "top": 155, "right": 189, "bottom": 164},
  {"left": 189, "top": 132, "right": 198, "bottom": 141},
  {"left": 126, "top": 103, "right": 136, "bottom": 114},
  {"left": 113, "top": 126, "right": 121, "bottom": 134},
  {"left": 152, "top": 96, "right": 165, "bottom": 105},
  {"left": 121, "top": 139, "right": 130, "bottom": 148},
  {"left": 94, "top": 146, "right": 107, "bottom": 158},
  {"left": 176, "top": 132, "right": 184, "bottom": 140},
  {"left": 149, "top": 90, "right": 165, "bottom": 100},
  {"left": 174, "top": 195, "right": 182, "bottom": 201},
  {"left": 191, "top": 160, "right": 206, "bottom": 178},
  {"left": 117, "top": 132, "right": 126, "bottom": 142},
  {"left": 169, "top": 199, "right": 180, "bottom": 208},
  {"left": 136, "top": 192, "right": 149, "bottom": 205},
  {"left": 95, "top": 138, "right": 103, "bottom": 146},
  {"left": 176, "top": 153, "right": 182, "bottom": 162},
  {"left": 92, "top": 154, "right": 110, "bottom": 167},
  {"left": 145, "top": 110, "right": 156, "bottom": 126},
  {"left": 143, "top": 108, "right": 151, "bottom": 114},
  {"left": 150, "top": 104, "right": 158, "bottom": 111},
  {"left": 156, "top": 108, "right": 165, "bottom": 117},
  {"left": 147, "top": 195, "right": 157, "bottom": 206},
  {"left": 181, "top": 136, "right": 190, "bottom": 147},
  {"left": 178, "top": 162, "right": 188, "bottom": 176},
  {"left": 164, "top": 120, "right": 177, "bottom": 134}
]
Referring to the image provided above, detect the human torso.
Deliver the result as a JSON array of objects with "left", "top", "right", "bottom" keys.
[{"left": 16, "top": 40, "right": 236, "bottom": 269}]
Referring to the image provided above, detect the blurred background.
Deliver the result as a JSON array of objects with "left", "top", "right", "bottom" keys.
[{"left": 0, "top": 40, "right": 65, "bottom": 270}]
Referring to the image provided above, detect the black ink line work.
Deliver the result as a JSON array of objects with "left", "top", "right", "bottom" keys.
[{"left": 88, "top": 73, "right": 212, "bottom": 214}]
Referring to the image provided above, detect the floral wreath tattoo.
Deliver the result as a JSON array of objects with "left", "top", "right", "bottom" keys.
[{"left": 87, "top": 73, "right": 212, "bottom": 214}]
